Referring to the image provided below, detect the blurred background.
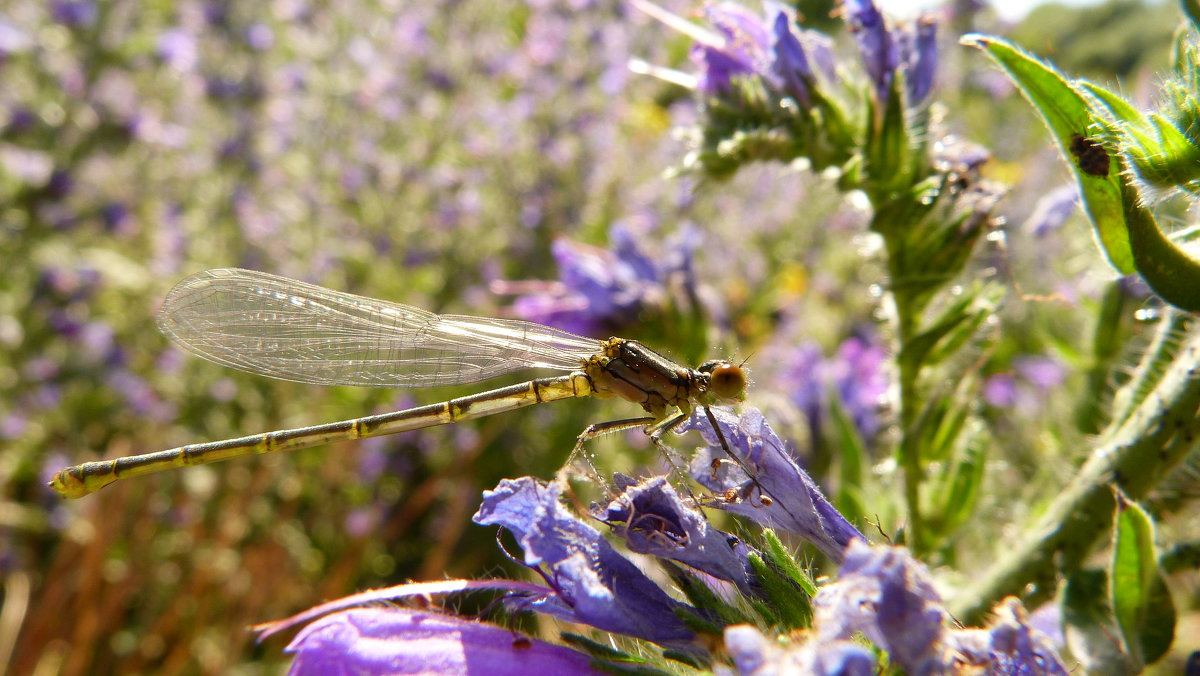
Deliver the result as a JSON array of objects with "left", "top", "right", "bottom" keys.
[{"left": 0, "top": 0, "right": 1190, "bottom": 673}]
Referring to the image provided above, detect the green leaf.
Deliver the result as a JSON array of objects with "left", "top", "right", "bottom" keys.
[
  {"left": 1111, "top": 495, "right": 1177, "bottom": 668},
  {"left": 826, "top": 394, "right": 868, "bottom": 524},
  {"left": 747, "top": 552, "right": 813, "bottom": 629},
  {"left": 761, "top": 529, "right": 818, "bottom": 597},
  {"left": 962, "top": 34, "right": 1135, "bottom": 274},
  {"left": 1121, "top": 183, "right": 1200, "bottom": 312},
  {"left": 929, "top": 422, "right": 987, "bottom": 536}
]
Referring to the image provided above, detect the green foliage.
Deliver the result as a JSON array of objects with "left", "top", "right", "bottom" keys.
[{"left": 1009, "top": 0, "right": 1177, "bottom": 80}]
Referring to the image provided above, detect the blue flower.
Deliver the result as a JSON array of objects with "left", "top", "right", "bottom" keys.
[
  {"left": 841, "top": 0, "right": 898, "bottom": 105},
  {"left": 598, "top": 474, "right": 755, "bottom": 590},
  {"left": 950, "top": 598, "right": 1070, "bottom": 676},
  {"left": 283, "top": 607, "right": 603, "bottom": 676},
  {"left": 815, "top": 541, "right": 1069, "bottom": 675},
  {"left": 770, "top": 11, "right": 814, "bottom": 107},
  {"left": 816, "top": 540, "right": 946, "bottom": 673},
  {"left": 722, "top": 624, "right": 875, "bottom": 676},
  {"left": 497, "top": 224, "right": 689, "bottom": 336},
  {"left": 843, "top": 0, "right": 939, "bottom": 107},
  {"left": 781, "top": 336, "right": 888, "bottom": 448},
  {"left": 680, "top": 407, "right": 865, "bottom": 561},
  {"left": 1022, "top": 184, "right": 1078, "bottom": 237},
  {"left": 473, "top": 477, "right": 697, "bottom": 647}
]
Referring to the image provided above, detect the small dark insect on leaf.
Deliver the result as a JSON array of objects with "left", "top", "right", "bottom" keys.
[
  {"left": 512, "top": 635, "right": 533, "bottom": 650},
  {"left": 1070, "top": 134, "right": 1110, "bottom": 177}
]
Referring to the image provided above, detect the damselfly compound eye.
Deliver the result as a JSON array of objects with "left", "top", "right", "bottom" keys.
[{"left": 708, "top": 363, "right": 746, "bottom": 401}]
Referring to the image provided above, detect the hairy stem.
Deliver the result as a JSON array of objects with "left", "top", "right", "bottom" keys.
[{"left": 950, "top": 309, "right": 1200, "bottom": 623}]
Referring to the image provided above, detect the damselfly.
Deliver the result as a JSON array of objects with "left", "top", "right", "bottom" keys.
[{"left": 49, "top": 268, "right": 747, "bottom": 498}]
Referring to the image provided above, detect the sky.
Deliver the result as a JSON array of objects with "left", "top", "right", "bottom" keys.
[{"left": 878, "top": 0, "right": 1107, "bottom": 21}]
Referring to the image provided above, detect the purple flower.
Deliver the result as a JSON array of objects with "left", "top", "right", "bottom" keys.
[
  {"left": 816, "top": 540, "right": 946, "bottom": 673},
  {"left": 473, "top": 477, "right": 696, "bottom": 647},
  {"left": 903, "top": 16, "right": 937, "bottom": 105},
  {"left": 100, "top": 202, "right": 136, "bottom": 237},
  {"left": 950, "top": 598, "right": 1070, "bottom": 676},
  {"left": 983, "top": 373, "right": 1018, "bottom": 407},
  {"left": 598, "top": 474, "right": 754, "bottom": 590},
  {"left": 284, "top": 607, "right": 602, "bottom": 676},
  {"left": 722, "top": 624, "right": 875, "bottom": 676},
  {"left": 842, "top": 0, "right": 898, "bottom": 104},
  {"left": 157, "top": 29, "right": 198, "bottom": 72},
  {"left": 497, "top": 224, "right": 685, "bottom": 336},
  {"left": 50, "top": 1, "right": 97, "bottom": 28},
  {"left": 245, "top": 24, "right": 274, "bottom": 51},
  {"left": 770, "top": 12, "right": 813, "bottom": 107},
  {"left": 933, "top": 134, "right": 991, "bottom": 176},
  {"left": 1022, "top": 184, "right": 1078, "bottom": 236},
  {"left": 828, "top": 336, "right": 888, "bottom": 439},
  {"left": 985, "top": 355, "right": 1066, "bottom": 410},
  {"left": 680, "top": 407, "right": 865, "bottom": 561},
  {"left": 642, "top": 0, "right": 817, "bottom": 107},
  {"left": 781, "top": 336, "right": 888, "bottom": 445},
  {"left": 815, "top": 542, "right": 1068, "bottom": 674},
  {"left": 1013, "top": 356, "right": 1066, "bottom": 392}
]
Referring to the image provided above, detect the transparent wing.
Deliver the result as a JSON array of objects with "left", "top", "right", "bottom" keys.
[{"left": 157, "top": 268, "right": 602, "bottom": 388}]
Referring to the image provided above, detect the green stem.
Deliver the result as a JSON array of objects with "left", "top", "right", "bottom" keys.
[
  {"left": 950, "top": 309, "right": 1200, "bottom": 623},
  {"left": 893, "top": 287, "right": 925, "bottom": 555}
]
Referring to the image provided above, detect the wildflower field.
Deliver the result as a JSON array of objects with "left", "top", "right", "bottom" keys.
[{"left": 2, "top": 0, "right": 1199, "bottom": 673}]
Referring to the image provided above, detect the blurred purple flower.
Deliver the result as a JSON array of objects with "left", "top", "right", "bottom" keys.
[
  {"left": 473, "top": 477, "right": 696, "bottom": 647},
  {"left": 284, "top": 607, "right": 602, "bottom": 676},
  {"left": 245, "top": 24, "right": 274, "bottom": 51},
  {"left": 496, "top": 224, "right": 685, "bottom": 336},
  {"left": 0, "top": 20, "right": 32, "bottom": 61},
  {"left": 100, "top": 202, "right": 136, "bottom": 237},
  {"left": 50, "top": 1, "right": 97, "bottom": 28},
  {"left": 681, "top": 407, "right": 864, "bottom": 561},
  {"left": 157, "top": 29, "right": 199, "bottom": 72},
  {"left": 1013, "top": 356, "right": 1066, "bottom": 392},
  {"left": 828, "top": 336, "right": 888, "bottom": 438},
  {"left": 1, "top": 413, "right": 27, "bottom": 440},
  {"left": 645, "top": 0, "right": 816, "bottom": 107},
  {"left": 933, "top": 134, "right": 991, "bottom": 176},
  {"left": 109, "top": 370, "right": 174, "bottom": 421},
  {"left": 842, "top": 0, "right": 898, "bottom": 104},
  {"left": 598, "top": 474, "right": 754, "bottom": 590},
  {"left": 782, "top": 336, "right": 888, "bottom": 445},
  {"left": 722, "top": 624, "right": 875, "bottom": 676},
  {"left": 1023, "top": 184, "right": 1078, "bottom": 236},
  {"left": 902, "top": 16, "right": 937, "bottom": 105},
  {"left": 983, "top": 373, "right": 1018, "bottom": 408},
  {"left": 770, "top": 11, "right": 813, "bottom": 107},
  {"left": 77, "top": 321, "right": 117, "bottom": 362},
  {"left": 951, "top": 598, "right": 1070, "bottom": 676},
  {"left": 985, "top": 354, "right": 1066, "bottom": 409}
]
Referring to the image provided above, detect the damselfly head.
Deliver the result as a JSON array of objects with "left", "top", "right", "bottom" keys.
[{"left": 698, "top": 360, "right": 747, "bottom": 402}]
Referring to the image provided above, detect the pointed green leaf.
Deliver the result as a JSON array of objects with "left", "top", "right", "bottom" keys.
[
  {"left": 1111, "top": 495, "right": 1177, "bottom": 668},
  {"left": 761, "top": 529, "right": 818, "bottom": 597},
  {"left": 962, "top": 34, "right": 1134, "bottom": 274}
]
